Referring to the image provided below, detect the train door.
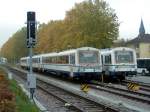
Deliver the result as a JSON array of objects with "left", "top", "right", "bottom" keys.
[{"left": 104, "top": 54, "right": 112, "bottom": 75}]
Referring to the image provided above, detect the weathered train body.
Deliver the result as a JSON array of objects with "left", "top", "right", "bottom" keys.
[
  {"left": 20, "top": 47, "right": 102, "bottom": 80},
  {"left": 100, "top": 47, "right": 137, "bottom": 81}
]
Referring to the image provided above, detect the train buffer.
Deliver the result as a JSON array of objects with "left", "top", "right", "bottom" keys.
[
  {"left": 127, "top": 82, "right": 140, "bottom": 91},
  {"left": 80, "top": 84, "right": 90, "bottom": 93}
]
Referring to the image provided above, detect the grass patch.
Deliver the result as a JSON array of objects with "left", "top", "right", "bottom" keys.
[
  {"left": 9, "top": 79, "right": 40, "bottom": 112},
  {"left": 0, "top": 67, "right": 40, "bottom": 112}
]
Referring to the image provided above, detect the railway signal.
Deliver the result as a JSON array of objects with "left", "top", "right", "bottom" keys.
[
  {"left": 26, "top": 11, "right": 37, "bottom": 99},
  {"left": 27, "top": 11, "right": 37, "bottom": 48}
]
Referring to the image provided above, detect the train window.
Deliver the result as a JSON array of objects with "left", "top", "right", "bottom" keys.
[
  {"left": 137, "top": 59, "right": 150, "bottom": 72},
  {"left": 21, "top": 59, "right": 26, "bottom": 63},
  {"left": 32, "top": 58, "right": 39, "bottom": 63},
  {"left": 43, "top": 57, "right": 49, "bottom": 63},
  {"left": 32, "top": 58, "right": 36, "bottom": 63},
  {"left": 42, "top": 57, "right": 45, "bottom": 63},
  {"left": 57, "top": 56, "right": 60, "bottom": 63},
  {"left": 49, "top": 57, "right": 52, "bottom": 63},
  {"left": 52, "top": 57, "right": 56, "bottom": 63},
  {"left": 55, "top": 56, "right": 69, "bottom": 64},
  {"left": 104, "top": 55, "right": 111, "bottom": 64},
  {"left": 115, "top": 51, "right": 133, "bottom": 63},
  {"left": 79, "top": 51, "right": 99, "bottom": 64},
  {"left": 42, "top": 56, "right": 69, "bottom": 64},
  {"left": 137, "top": 59, "right": 146, "bottom": 68},
  {"left": 70, "top": 54, "right": 75, "bottom": 64},
  {"left": 62, "top": 56, "right": 69, "bottom": 64}
]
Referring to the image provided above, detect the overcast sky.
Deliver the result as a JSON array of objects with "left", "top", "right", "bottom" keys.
[{"left": 0, "top": 0, "right": 150, "bottom": 48}]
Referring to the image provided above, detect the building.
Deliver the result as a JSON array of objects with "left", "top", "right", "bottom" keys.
[{"left": 126, "top": 19, "right": 150, "bottom": 58}]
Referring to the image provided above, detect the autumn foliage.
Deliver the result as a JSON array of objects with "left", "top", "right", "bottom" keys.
[
  {"left": 0, "top": 0, "right": 119, "bottom": 62},
  {"left": 0, "top": 74, "right": 16, "bottom": 112}
]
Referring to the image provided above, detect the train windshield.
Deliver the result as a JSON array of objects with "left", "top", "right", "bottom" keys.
[
  {"left": 115, "top": 51, "right": 134, "bottom": 63},
  {"left": 79, "top": 51, "right": 99, "bottom": 64}
]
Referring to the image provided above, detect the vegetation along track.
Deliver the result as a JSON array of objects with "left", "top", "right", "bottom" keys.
[
  {"left": 90, "top": 82, "right": 150, "bottom": 104},
  {"left": 6, "top": 66, "right": 123, "bottom": 112}
]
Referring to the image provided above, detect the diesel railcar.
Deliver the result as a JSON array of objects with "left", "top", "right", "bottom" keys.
[
  {"left": 137, "top": 58, "right": 150, "bottom": 75},
  {"left": 100, "top": 47, "right": 137, "bottom": 81},
  {"left": 20, "top": 47, "right": 102, "bottom": 80}
]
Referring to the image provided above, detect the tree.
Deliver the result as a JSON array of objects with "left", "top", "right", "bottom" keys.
[
  {"left": 35, "top": 20, "right": 65, "bottom": 53},
  {"left": 64, "top": 0, "right": 119, "bottom": 48},
  {"left": 0, "top": 27, "right": 28, "bottom": 63},
  {"left": 1, "top": 0, "right": 119, "bottom": 59}
]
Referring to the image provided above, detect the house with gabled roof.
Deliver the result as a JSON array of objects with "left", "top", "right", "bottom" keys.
[{"left": 126, "top": 19, "right": 150, "bottom": 58}]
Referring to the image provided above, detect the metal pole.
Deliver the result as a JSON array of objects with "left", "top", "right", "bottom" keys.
[
  {"left": 29, "top": 47, "right": 33, "bottom": 75},
  {"left": 101, "top": 74, "right": 104, "bottom": 83},
  {"left": 28, "top": 21, "right": 34, "bottom": 99},
  {"left": 29, "top": 47, "right": 33, "bottom": 99}
]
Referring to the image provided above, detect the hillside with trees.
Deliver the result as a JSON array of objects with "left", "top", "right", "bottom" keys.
[
  {"left": 0, "top": 27, "right": 28, "bottom": 62},
  {"left": 0, "top": 0, "right": 119, "bottom": 62}
]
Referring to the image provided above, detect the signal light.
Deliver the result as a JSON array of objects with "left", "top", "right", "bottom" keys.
[{"left": 27, "top": 11, "right": 36, "bottom": 48}]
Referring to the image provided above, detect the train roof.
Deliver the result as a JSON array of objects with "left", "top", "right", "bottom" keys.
[
  {"left": 76, "top": 47, "right": 99, "bottom": 51},
  {"left": 0, "top": 57, "right": 7, "bottom": 60},
  {"left": 41, "top": 47, "right": 99, "bottom": 57},
  {"left": 100, "top": 47, "right": 135, "bottom": 53},
  {"left": 137, "top": 58, "right": 150, "bottom": 60},
  {"left": 20, "top": 57, "right": 29, "bottom": 60},
  {"left": 20, "top": 47, "right": 99, "bottom": 59}
]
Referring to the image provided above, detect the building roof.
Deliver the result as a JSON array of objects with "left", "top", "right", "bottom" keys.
[
  {"left": 127, "top": 34, "right": 150, "bottom": 44},
  {"left": 127, "top": 19, "right": 150, "bottom": 44},
  {"left": 139, "top": 19, "right": 145, "bottom": 35}
]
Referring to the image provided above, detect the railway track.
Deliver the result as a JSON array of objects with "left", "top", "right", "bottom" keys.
[
  {"left": 6, "top": 66, "right": 130, "bottom": 112},
  {"left": 90, "top": 82, "right": 150, "bottom": 104},
  {"left": 37, "top": 79, "right": 117, "bottom": 112}
]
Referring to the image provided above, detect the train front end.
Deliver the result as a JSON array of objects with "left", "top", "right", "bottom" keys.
[
  {"left": 113, "top": 48, "right": 137, "bottom": 80},
  {"left": 72, "top": 47, "right": 102, "bottom": 80}
]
